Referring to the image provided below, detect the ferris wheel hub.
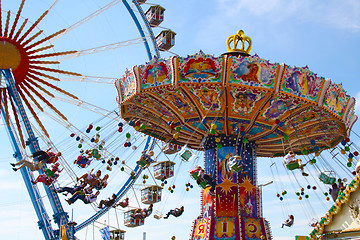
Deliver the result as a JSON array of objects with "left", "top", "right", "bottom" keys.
[{"left": 0, "top": 39, "right": 21, "bottom": 69}]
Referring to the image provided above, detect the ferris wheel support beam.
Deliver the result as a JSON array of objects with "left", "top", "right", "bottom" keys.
[
  {"left": 1, "top": 69, "right": 73, "bottom": 240},
  {"left": 131, "top": 0, "right": 160, "bottom": 59},
  {"left": 0, "top": 101, "right": 54, "bottom": 240},
  {"left": 122, "top": 0, "right": 157, "bottom": 60}
]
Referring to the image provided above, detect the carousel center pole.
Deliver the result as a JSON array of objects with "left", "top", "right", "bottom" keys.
[{"left": 190, "top": 134, "right": 271, "bottom": 240}]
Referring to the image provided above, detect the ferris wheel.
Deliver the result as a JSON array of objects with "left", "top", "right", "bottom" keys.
[
  {"left": 2, "top": 1, "right": 360, "bottom": 240},
  {"left": 0, "top": 0, "right": 177, "bottom": 239}
]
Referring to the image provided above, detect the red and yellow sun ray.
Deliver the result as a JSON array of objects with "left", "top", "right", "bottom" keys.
[
  {"left": 0, "top": 1, "right": 3, "bottom": 35},
  {"left": 22, "top": 30, "right": 43, "bottom": 47},
  {"left": 4, "top": 10, "right": 10, "bottom": 37},
  {"left": 27, "top": 73, "right": 79, "bottom": 100},
  {"left": 2, "top": 88, "right": 10, "bottom": 126},
  {"left": 28, "top": 70, "right": 60, "bottom": 81},
  {"left": 0, "top": 0, "right": 84, "bottom": 142},
  {"left": 21, "top": 81, "right": 68, "bottom": 121},
  {"left": 29, "top": 65, "right": 81, "bottom": 77},
  {"left": 17, "top": 85, "right": 49, "bottom": 138},
  {"left": 24, "top": 29, "right": 65, "bottom": 49},
  {"left": 18, "top": 84, "right": 44, "bottom": 112},
  {"left": 18, "top": 10, "right": 48, "bottom": 43},
  {"left": 13, "top": 18, "right": 28, "bottom": 41},
  {"left": 28, "top": 50, "right": 78, "bottom": 59},
  {"left": 30, "top": 60, "right": 60, "bottom": 65},
  {"left": 25, "top": 78, "right": 55, "bottom": 98},
  {"left": 9, "top": 0, "right": 25, "bottom": 39},
  {"left": 27, "top": 44, "right": 54, "bottom": 55},
  {"left": 9, "top": 96, "right": 25, "bottom": 148}
]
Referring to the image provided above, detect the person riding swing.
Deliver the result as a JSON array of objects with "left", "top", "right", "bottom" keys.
[{"left": 283, "top": 151, "right": 309, "bottom": 176}]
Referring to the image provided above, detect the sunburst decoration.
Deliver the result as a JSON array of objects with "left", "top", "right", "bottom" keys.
[
  {"left": 218, "top": 175, "right": 238, "bottom": 194},
  {"left": 0, "top": 0, "right": 82, "bottom": 145},
  {"left": 238, "top": 176, "right": 256, "bottom": 195}
]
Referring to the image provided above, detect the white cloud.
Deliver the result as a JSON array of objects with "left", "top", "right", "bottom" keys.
[
  {"left": 355, "top": 91, "right": 360, "bottom": 114},
  {"left": 214, "top": 0, "right": 360, "bottom": 31}
]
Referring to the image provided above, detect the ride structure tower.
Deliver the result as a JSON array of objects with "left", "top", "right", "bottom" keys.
[{"left": 192, "top": 135, "right": 270, "bottom": 239}]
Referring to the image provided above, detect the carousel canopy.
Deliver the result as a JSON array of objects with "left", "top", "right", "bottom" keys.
[{"left": 115, "top": 30, "right": 357, "bottom": 157}]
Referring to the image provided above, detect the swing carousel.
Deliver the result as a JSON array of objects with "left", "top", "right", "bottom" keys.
[{"left": 116, "top": 30, "right": 358, "bottom": 239}]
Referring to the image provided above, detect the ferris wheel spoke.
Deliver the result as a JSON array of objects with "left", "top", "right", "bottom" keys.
[
  {"left": 0, "top": 1, "right": 2, "bottom": 35},
  {"left": 9, "top": 0, "right": 25, "bottom": 38},
  {"left": 27, "top": 73, "right": 79, "bottom": 100},
  {"left": 35, "top": 106, "right": 85, "bottom": 138},
  {"left": 1, "top": 88, "right": 10, "bottom": 126},
  {"left": 53, "top": 96, "right": 119, "bottom": 120},
  {"left": 27, "top": 44, "right": 54, "bottom": 55},
  {"left": 58, "top": 75, "right": 116, "bottom": 84},
  {"left": 29, "top": 64, "right": 81, "bottom": 77},
  {"left": 48, "top": 0, "right": 59, "bottom": 12},
  {"left": 24, "top": 28, "right": 65, "bottom": 50},
  {"left": 25, "top": 78, "right": 55, "bottom": 98},
  {"left": 29, "top": 50, "right": 78, "bottom": 60},
  {"left": 18, "top": 10, "right": 48, "bottom": 43},
  {"left": 28, "top": 70, "right": 58, "bottom": 82},
  {"left": 50, "top": 0, "right": 122, "bottom": 43},
  {"left": 19, "top": 83, "right": 44, "bottom": 111},
  {"left": 22, "top": 29, "right": 43, "bottom": 47},
  {"left": 29, "top": 60, "right": 60, "bottom": 65},
  {"left": 13, "top": 17, "right": 27, "bottom": 41},
  {"left": 57, "top": 37, "right": 149, "bottom": 61},
  {"left": 3, "top": 10, "right": 10, "bottom": 37},
  {"left": 21, "top": 81, "right": 68, "bottom": 121},
  {"left": 9, "top": 95, "right": 26, "bottom": 147},
  {"left": 16, "top": 85, "right": 50, "bottom": 137}
]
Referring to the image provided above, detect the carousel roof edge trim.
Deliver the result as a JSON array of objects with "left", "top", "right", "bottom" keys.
[
  {"left": 117, "top": 52, "right": 357, "bottom": 127},
  {"left": 115, "top": 50, "right": 357, "bottom": 156},
  {"left": 309, "top": 171, "right": 360, "bottom": 239}
]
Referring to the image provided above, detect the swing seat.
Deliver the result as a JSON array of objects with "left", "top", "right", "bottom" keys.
[
  {"left": 138, "top": 159, "right": 148, "bottom": 168},
  {"left": 138, "top": 154, "right": 154, "bottom": 168},
  {"left": 92, "top": 149, "right": 101, "bottom": 159},
  {"left": 154, "top": 214, "right": 162, "bottom": 219},
  {"left": 189, "top": 170, "right": 208, "bottom": 189},
  {"left": 319, "top": 172, "right": 336, "bottom": 185},
  {"left": 198, "top": 180, "right": 208, "bottom": 189},
  {"left": 230, "top": 162, "right": 243, "bottom": 173},
  {"left": 228, "top": 156, "right": 243, "bottom": 173},
  {"left": 190, "top": 169, "right": 199, "bottom": 179},
  {"left": 286, "top": 161, "right": 300, "bottom": 170},
  {"left": 190, "top": 169, "right": 201, "bottom": 180},
  {"left": 162, "top": 143, "right": 181, "bottom": 154},
  {"left": 154, "top": 211, "right": 163, "bottom": 219},
  {"left": 180, "top": 150, "right": 193, "bottom": 162}
]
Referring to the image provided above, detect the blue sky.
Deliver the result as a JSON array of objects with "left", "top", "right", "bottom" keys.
[{"left": 0, "top": 0, "right": 360, "bottom": 239}]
